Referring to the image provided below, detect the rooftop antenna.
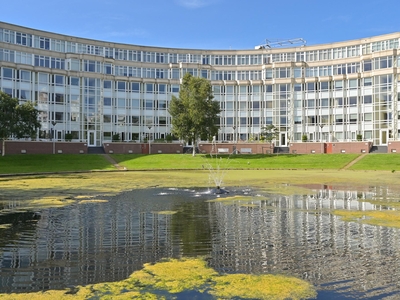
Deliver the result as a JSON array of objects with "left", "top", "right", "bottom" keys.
[{"left": 254, "top": 38, "right": 306, "bottom": 49}]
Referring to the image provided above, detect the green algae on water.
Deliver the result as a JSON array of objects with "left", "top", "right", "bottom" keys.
[{"left": 0, "top": 257, "right": 316, "bottom": 300}]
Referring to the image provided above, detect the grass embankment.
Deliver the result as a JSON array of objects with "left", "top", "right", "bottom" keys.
[
  {"left": 348, "top": 153, "right": 400, "bottom": 170},
  {"left": 0, "top": 154, "right": 114, "bottom": 174},
  {"left": 2, "top": 153, "right": 400, "bottom": 175},
  {"left": 112, "top": 153, "right": 360, "bottom": 170}
]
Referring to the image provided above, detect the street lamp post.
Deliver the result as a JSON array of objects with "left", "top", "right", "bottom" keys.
[
  {"left": 147, "top": 125, "right": 152, "bottom": 154},
  {"left": 319, "top": 124, "right": 324, "bottom": 154},
  {"left": 51, "top": 121, "right": 57, "bottom": 154},
  {"left": 232, "top": 125, "right": 236, "bottom": 154}
]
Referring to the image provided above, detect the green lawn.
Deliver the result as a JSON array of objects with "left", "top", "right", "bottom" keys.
[
  {"left": 0, "top": 154, "right": 114, "bottom": 174},
  {"left": 1, "top": 153, "right": 400, "bottom": 175},
  {"left": 112, "top": 153, "right": 359, "bottom": 170},
  {"left": 349, "top": 153, "right": 400, "bottom": 170}
]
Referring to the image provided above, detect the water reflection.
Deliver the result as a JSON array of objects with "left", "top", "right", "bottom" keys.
[{"left": 0, "top": 186, "right": 399, "bottom": 299}]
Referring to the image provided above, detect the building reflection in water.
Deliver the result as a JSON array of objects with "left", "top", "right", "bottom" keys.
[
  {"left": 209, "top": 186, "right": 400, "bottom": 298},
  {"left": 0, "top": 186, "right": 399, "bottom": 298}
]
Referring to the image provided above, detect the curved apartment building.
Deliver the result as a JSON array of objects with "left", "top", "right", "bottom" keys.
[{"left": 0, "top": 22, "right": 399, "bottom": 148}]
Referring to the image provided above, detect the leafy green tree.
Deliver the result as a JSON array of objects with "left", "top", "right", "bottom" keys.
[
  {"left": 0, "top": 92, "right": 40, "bottom": 156},
  {"left": 169, "top": 73, "right": 220, "bottom": 156},
  {"left": 261, "top": 124, "right": 279, "bottom": 152}
]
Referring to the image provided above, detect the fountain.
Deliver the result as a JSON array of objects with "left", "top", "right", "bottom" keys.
[{"left": 203, "top": 136, "right": 231, "bottom": 194}]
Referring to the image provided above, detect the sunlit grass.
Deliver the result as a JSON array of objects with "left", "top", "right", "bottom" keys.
[
  {"left": 0, "top": 257, "right": 316, "bottom": 300},
  {"left": 348, "top": 153, "right": 400, "bottom": 170},
  {"left": 0, "top": 153, "right": 399, "bottom": 175},
  {"left": 0, "top": 154, "right": 114, "bottom": 174},
  {"left": 112, "top": 153, "right": 360, "bottom": 170}
]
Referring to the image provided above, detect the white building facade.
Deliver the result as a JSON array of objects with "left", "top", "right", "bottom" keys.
[{"left": 0, "top": 22, "right": 399, "bottom": 147}]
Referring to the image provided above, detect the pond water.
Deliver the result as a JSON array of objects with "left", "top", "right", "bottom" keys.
[{"left": 0, "top": 185, "right": 400, "bottom": 299}]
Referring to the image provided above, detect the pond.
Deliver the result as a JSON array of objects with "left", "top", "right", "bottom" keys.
[{"left": 0, "top": 185, "right": 399, "bottom": 299}]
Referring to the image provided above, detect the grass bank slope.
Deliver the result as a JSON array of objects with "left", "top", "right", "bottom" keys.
[
  {"left": 348, "top": 153, "right": 400, "bottom": 170},
  {"left": 0, "top": 154, "right": 114, "bottom": 174},
  {"left": 112, "top": 153, "right": 359, "bottom": 170}
]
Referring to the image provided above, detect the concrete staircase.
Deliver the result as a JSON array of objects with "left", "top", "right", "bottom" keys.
[
  {"left": 87, "top": 146, "right": 105, "bottom": 154},
  {"left": 274, "top": 147, "right": 289, "bottom": 154},
  {"left": 370, "top": 146, "right": 387, "bottom": 153}
]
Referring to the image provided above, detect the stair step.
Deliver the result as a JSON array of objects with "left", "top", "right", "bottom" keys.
[{"left": 87, "top": 147, "right": 105, "bottom": 154}]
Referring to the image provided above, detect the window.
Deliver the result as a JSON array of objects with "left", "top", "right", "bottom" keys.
[
  {"left": 364, "top": 95, "right": 372, "bottom": 104},
  {"left": 294, "top": 84, "right": 302, "bottom": 92},
  {"left": 3, "top": 88, "right": 13, "bottom": 96},
  {"left": 132, "top": 116, "right": 139, "bottom": 124},
  {"left": 349, "top": 114, "right": 357, "bottom": 124},
  {"left": 2, "top": 68, "right": 13, "bottom": 79},
  {"left": 117, "top": 81, "right": 126, "bottom": 91},
  {"left": 171, "top": 85, "right": 180, "bottom": 93},
  {"left": 19, "top": 90, "right": 30, "bottom": 100},
  {"left": 104, "top": 63, "right": 112, "bottom": 75},
  {"left": 70, "top": 77, "right": 79, "bottom": 86},
  {"left": 335, "top": 115, "right": 343, "bottom": 125},
  {"left": 363, "top": 60, "right": 372, "bottom": 71},
  {"left": 117, "top": 98, "right": 125, "bottom": 108},
  {"left": 306, "top": 82, "right": 316, "bottom": 91},
  {"left": 364, "top": 113, "right": 372, "bottom": 121},
  {"left": 320, "top": 82, "right": 329, "bottom": 91},
  {"left": 131, "top": 99, "right": 140, "bottom": 109},
  {"left": 38, "top": 73, "right": 48, "bottom": 84},
  {"left": 158, "top": 84, "right": 166, "bottom": 94},
  {"left": 349, "top": 97, "right": 357, "bottom": 106},
  {"left": 321, "top": 98, "right": 329, "bottom": 107},
  {"left": 158, "top": 100, "right": 167, "bottom": 109},
  {"left": 20, "top": 70, "right": 30, "bottom": 82},
  {"left": 363, "top": 77, "right": 372, "bottom": 86},
  {"left": 159, "top": 116, "right": 167, "bottom": 125},
  {"left": 55, "top": 93, "right": 64, "bottom": 104},
  {"left": 70, "top": 59, "right": 80, "bottom": 71},
  {"left": 131, "top": 82, "right": 140, "bottom": 92},
  {"left": 104, "top": 97, "right": 112, "bottom": 106},
  {"left": 294, "top": 68, "right": 302, "bottom": 78},
  {"left": 55, "top": 112, "right": 63, "bottom": 121},
  {"left": 364, "top": 131, "right": 372, "bottom": 139},
  {"left": 334, "top": 81, "right": 343, "bottom": 90},
  {"left": 348, "top": 79, "right": 358, "bottom": 89},
  {"left": 335, "top": 97, "right": 344, "bottom": 107},
  {"left": 146, "top": 84, "right": 153, "bottom": 93},
  {"left": 104, "top": 115, "right": 111, "bottom": 123},
  {"left": 55, "top": 75, "right": 64, "bottom": 86},
  {"left": 145, "top": 100, "right": 153, "bottom": 110}
]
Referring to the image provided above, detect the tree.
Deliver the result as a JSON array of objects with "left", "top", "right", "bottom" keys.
[
  {"left": 0, "top": 92, "right": 40, "bottom": 156},
  {"left": 169, "top": 73, "right": 221, "bottom": 156},
  {"left": 261, "top": 124, "right": 279, "bottom": 153}
]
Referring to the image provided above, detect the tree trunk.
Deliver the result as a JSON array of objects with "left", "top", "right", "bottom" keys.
[
  {"left": 192, "top": 139, "right": 196, "bottom": 156},
  {"left": 1, "top": 139, "right": 5, "bottom": 156}
]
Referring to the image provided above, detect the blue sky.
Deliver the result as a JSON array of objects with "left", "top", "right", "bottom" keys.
[{"left": 2, "top": 0, "right": 399, "bottom": 50}]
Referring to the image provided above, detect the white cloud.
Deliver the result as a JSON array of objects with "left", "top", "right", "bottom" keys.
[{"left": 175, "top": 0, "right": 211, "bottom": 9}]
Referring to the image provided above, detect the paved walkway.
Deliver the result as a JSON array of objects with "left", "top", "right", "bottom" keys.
[
  {"left": 102, "top": 154, "right": 126, "bottom": 170},
  {"left": 340, "top": 153, "right": 367, "bottom": 170}
]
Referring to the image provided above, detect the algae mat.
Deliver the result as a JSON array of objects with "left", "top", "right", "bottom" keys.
[{"left": 0, "top": 257, "right": 316, "bottom": 300}]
